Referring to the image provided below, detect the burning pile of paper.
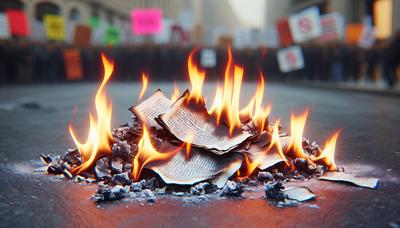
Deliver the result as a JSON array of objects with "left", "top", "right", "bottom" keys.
[{"left": 40, "top": 51, "right": 379, "bottom": 206}]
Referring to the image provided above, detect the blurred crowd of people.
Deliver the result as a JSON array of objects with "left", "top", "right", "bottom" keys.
[{"left": 0, "top": 33, "right": 399, "bottom": 88}]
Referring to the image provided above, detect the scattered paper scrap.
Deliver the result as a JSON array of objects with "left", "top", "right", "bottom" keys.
[
  {"left": 283, "top": 187, "right": 316, "bottom": 202},
  {"left": 318, "top": 172, "right": 379, "bottom": 189}
]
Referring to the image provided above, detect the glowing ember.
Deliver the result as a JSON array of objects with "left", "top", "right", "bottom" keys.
[
  {"left": 138, "top": 72, "right": 149, "bottom": 101},
  {"left": 314, "top": 130, "right": 340, "bottom": 171},
  {"left": 69, "top": 54, "right": 114, "bottom": 174},
  {"left": 287, "top": 110, "right": 309, "bottom": 158}
]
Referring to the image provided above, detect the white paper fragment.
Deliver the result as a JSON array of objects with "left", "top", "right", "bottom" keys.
[
  {"left": 130, "top": 90, "right": 172, "bottom": 128},
  {"left": 283, "top": 187, "right": 316, "bottom": 202},
  {"left": 149, "top": 145, "right": 242, "bottom": 186},
  {"left": 318, "top": 172, "right": 379, "bottom": 189}
]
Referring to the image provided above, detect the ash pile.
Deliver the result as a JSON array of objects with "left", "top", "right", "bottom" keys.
[{"left": 41, "top": 90, "right": 378, "bottom": 206}]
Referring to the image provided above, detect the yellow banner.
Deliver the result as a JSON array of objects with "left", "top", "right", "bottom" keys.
[{"left": 44, "top": 15, "right": 65, "bottom": 41}]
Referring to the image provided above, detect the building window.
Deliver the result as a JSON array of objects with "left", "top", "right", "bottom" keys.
[
  {"left": 69, "top": 8, "right": 80, "bottom": 22},
  {"left": 0, "top": 0, "right": 24, "bottom": 11},
  {"left": 35, "top": 2, "right": 61, "bottom": 21}
]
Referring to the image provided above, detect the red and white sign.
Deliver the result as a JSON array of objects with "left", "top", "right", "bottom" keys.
[
  {"left": 319, "top": 13, "right": 345, "bottom": 42},
  {"left": 131, "top": 8, "right": 162, "bottom": 35},
  {"left": 289, "top": 7, "right": 322, "bottom": 43},
  {"left": 277, "top": 46, "right": 305, "bottom": 73},
  {"left": 6, "top": 9, "right": 30, "bottom": 36}
]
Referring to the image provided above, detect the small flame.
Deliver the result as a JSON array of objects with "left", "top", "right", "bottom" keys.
[
  {"left": 188, "top": 49, "right": 206, "bottom": 103},
  {"left": 269, "top": 121, "right": 290, "bottom": 166},
  {"left": 185, "top": 134, "right": 194, "bottom": 160},
  {"left": 239, "top": 121, "right": 290, "bottom": 179},
  {"left": 171, "top": 83, "right": 180, "bottom": 102},
  {"left": 287, "top": 110, "right": 309, "bottom": 158},
  {"left": 69, "top": 54, "right": 114, "bottom": 174},
  {"left": 314, "top": 130, "right": 340, "bottom": 171},
  {"left": 209, "top": 84, "right": 223, "bottom": 114},
  {"left": 138, "top": 72, "right": 148, "bottom": 101},
  {"left": 132, "top": 127, "right": 181, "bottom": 181}
]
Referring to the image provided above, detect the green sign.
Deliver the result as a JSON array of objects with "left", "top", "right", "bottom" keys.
[
  {"left": 89, "top": 16, "right": 100, "bottom": 29},
  {"left": 103, "top": 26, "right": 121, "bottom": 45}
]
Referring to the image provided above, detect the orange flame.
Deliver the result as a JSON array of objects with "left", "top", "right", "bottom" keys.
[
  {"left": 132, "top": 127, "right": 181, "bottom": 181},
  {"left": 69, "top": 54, "right": 114, "bottom": 174},
  {"left": 269, "top": 121, "right": 290, "bottom": 166},
  {"left": 171, "top": 83, "right": 180, "bottom": 102},
  {"left": 239, "top": 121, "right": 290, "bottom": 179},
  {"left": 287, "top": 110, "right": 309, "bottom": 158},
  {"left": 184, "top": 132, "right": 194, "bottom": 159},
  {"left": 188, "top": 49, "right": 206, "bottom": 103},
  {"left": 138, "top": 72, "right": 148, "bottom": 101},
  {"left": 314, "top": 130, "right": 340, "bottom": 171}
]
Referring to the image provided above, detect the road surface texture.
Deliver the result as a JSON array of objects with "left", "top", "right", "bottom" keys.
[{"left": 0, "top": 82, "right": 399, "bottom": 227}]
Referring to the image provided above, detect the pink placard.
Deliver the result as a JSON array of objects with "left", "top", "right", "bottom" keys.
[{"left": 131, "top": 8, "right": 162, "bottom": 35}]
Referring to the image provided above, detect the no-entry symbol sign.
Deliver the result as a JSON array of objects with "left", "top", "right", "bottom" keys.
[{"left": 289, "top": 6, "right": 322, "bottom": 43}]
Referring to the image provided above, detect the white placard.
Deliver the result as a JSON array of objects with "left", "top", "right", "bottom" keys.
[
  {"left": 358, "top": 25, "right": 376, "bottom": 49},
  {"left": 289, "top": 6, "right": 322, "bottom": 43},
  {"left": 200, "top": 48, "right": 217, "bottom": 68},
  {"left": 0, "top": 13, "right": 10, "bottom": 38},
  {"left": 277, "top": 45, "right": 305, "bottom": 73},
  {"left": 319, "top": 12, "right": 345, "bottom": 42}
]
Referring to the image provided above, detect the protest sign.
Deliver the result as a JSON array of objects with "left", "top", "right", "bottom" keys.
[
  {"left": 6, "top": 10, "right": 30, "bottom": 36},
  {"left": 44, "top": 15, "right": 65, "bottom": 41},
  {"left": 276, "top": 18, "right": 293, "bottom": 46},
  {"left": 277, "top": 45, "right": 305, "bottom": 73},
  {"left": 289, "top": 7, "right": 322, "bottom": 43},
  {"left": 131, "top": 8, "right": 162, "bottom": 35},
  {"left": 63, "top": 49, "right": 83, "bottom": 81}
]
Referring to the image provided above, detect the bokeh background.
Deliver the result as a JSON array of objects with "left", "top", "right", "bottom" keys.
[{"left": 0, "top": 0, "right": 399, "bottom": 89}]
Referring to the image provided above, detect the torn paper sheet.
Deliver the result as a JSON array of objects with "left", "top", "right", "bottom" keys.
[
  {"left": 318, "top": 172, "right": 379, "bottom": 189},
  {"left": 247, "top": 136, "right": 291, "bottom": 170},
  {"left": 158, "top": 92, "right": 253, "bottom": 154},
  {"left": 283, "top": 187, "right": 316, "bottom": 202},
  {"left": 129, "top": 90, "right": 172, "bottom": 128},
  {"left": 148, "top": 143, "right": 242, "bottom": 187}
]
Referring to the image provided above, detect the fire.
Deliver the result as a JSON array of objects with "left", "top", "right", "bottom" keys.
[
  {"left": 132, "top": 127, "right": 181, "bottom": 181},
  {"left": 269, "top": 121, "right": 290, "bottom": 166},
  {"left": 207, "top": 49, "right": 271, "bottom": 134},
  {"left": 238, "top": 121, "right": 290, "bottom": 179},
  {"left": 138, "top": 72, "right": 148, "bottom": 101},
  {"left": 69, "top": 54, "right": 114, "bottom": 174},
  {"left": 188, "top": 49, "right": 206, "bottom": 103},
  {"left": 287, "top": 110, "right": 309, "bottom": 158},
  {"left": 184, "top": 132, "right": 194, "bottom": 159},
  {"left": 171, "top": 83, "right": 180, "bottom": 101},
  {"left": 314, "top": 131, "right": 340, "bottom": 171}
]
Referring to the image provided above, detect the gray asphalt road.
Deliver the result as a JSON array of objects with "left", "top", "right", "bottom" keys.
[{"left": 0, "top": 82, "right": 399, "bottom": 227}]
